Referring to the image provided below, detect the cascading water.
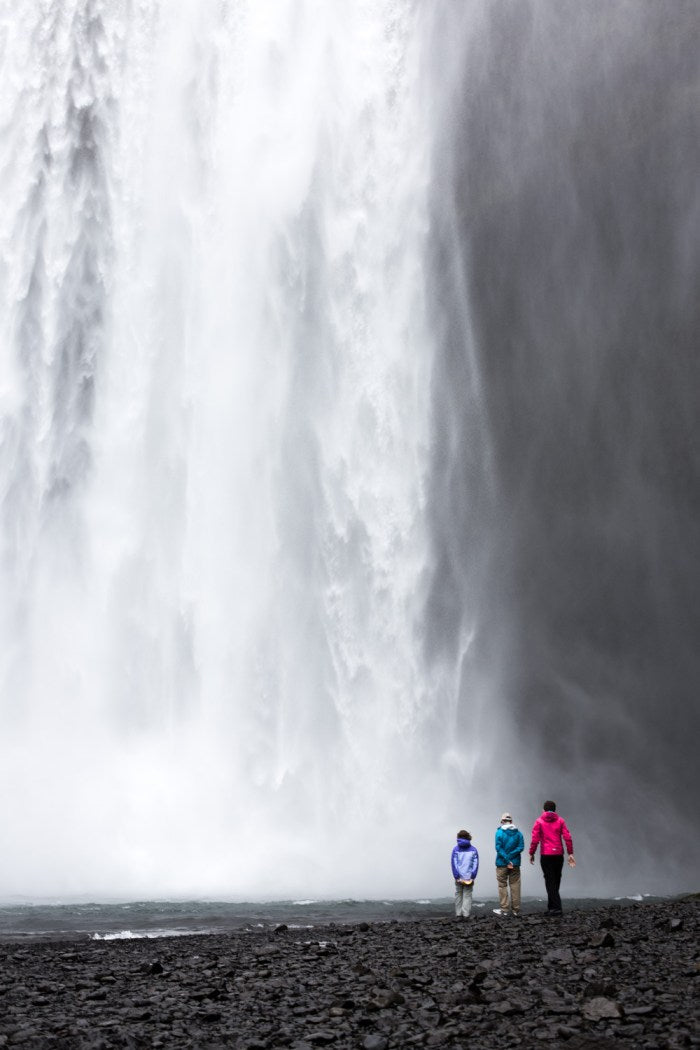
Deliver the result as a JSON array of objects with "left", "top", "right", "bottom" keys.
[
  {"left": 0, "top": 1, "right": 477, "bottom": 898},
  {"left": 2, "top": 0, "right": 699, "bottom": 902}
]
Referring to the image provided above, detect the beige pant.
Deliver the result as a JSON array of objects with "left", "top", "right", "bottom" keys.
[{"left": 496, "top": 865, "right": 521, "bottom": 914}]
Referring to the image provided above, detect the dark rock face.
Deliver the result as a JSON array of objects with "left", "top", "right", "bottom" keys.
[
  {"left": 425, "top": 0, "right": 700, "bottom": 889},
  {"left": 0, "top": 899, "right": 696, "bottom": 1048}
]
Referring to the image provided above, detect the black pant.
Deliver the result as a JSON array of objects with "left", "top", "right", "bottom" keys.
[{"left": 540, "top": 855, "right": 564, "bottom": 912}]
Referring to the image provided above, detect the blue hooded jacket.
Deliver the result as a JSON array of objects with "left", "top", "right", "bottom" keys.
[
  {"left": 451, "top": 838, "right": 479, "bottom": 881},
  {"left": 495, "top": 823, "right": 525, "bottom": 867}
]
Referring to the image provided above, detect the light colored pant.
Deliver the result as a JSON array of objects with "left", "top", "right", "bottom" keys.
[
  {"left": 496, "top": 865, "right": 521, "bottom": 914},
  {"left": 454, "top": 881, "right": 473, "bottom": 917}
]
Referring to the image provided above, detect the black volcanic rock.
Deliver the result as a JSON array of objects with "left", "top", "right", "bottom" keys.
[
  {"left": 588, "top": 930, "right": 616, "bottom": 948},
  {"left": 0, "top": 899, "right": 696, "bottom": 1048}
]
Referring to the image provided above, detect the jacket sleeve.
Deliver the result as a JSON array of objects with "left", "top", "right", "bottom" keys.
[
  {"left": 529, "top": 819, "right": 542, "bottom": 856},
  {"left": 561, "top": 820, "right": 573, "bottom": 855},
  {"left": 451, "top": 846, "right": 460, "bottom": 880},
  {"left": 516, "top": 830, "right": 525, "bottom": 857},
  {"left": 470, "top": 846, "right": 479, "bottom": 880},
  {"left": 494, "top": 828, "right": 502, "bottom": 863}
]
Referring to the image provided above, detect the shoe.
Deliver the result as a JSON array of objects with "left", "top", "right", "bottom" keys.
[{"left": 492, "top": 908, "right": 509, "bottom": 916}]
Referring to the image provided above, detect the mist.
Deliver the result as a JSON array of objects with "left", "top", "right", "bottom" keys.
[{"left": 426, "top": 0, "right": 700, "bottom": 893}]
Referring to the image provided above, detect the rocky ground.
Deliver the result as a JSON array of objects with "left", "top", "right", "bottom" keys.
[{"left": 0, "top": 898, "right": 696, "bottom": 1049}]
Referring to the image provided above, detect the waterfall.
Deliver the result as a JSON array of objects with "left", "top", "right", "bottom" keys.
[
  {"left": 2, "top": 1, "right": 698, "bottom": 901},
  {"left": 0, "top": 1, "right": 475, "bottom": 898}
]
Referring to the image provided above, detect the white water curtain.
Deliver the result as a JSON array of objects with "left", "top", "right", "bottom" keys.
[{"left": 0, "top": 1, "right": 483, "bottom": 897}]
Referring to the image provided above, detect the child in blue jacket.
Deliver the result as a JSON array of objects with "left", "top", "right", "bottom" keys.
[
  {"left": 493, "top": 812, "right": 525, "bottom": 916},
  {"left": 451, "top": 830, "right": 479, "bottom": 918}
]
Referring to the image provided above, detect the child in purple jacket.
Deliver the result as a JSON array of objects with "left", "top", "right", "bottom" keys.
[{"left": 451, "top": 830, "right": 479, "bottom": 919}]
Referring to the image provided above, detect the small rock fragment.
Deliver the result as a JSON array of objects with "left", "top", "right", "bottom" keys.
[
  {"left": 588, "top": 931, "right": 615, "bottom": 948},
  {"left": 581, "top": 996, "right": 623, "bottom": 1021}
]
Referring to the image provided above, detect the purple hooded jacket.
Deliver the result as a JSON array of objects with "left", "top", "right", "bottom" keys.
[{"left": 451, "top": 838, "right": 479, "bottom": 881}]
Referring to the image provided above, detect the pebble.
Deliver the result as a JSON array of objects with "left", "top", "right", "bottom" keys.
[{"left": 0, "top": 899, "right": 695, "bottom": 1048}]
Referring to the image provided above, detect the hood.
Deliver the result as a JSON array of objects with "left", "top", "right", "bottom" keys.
[
  {"left": 456, "top": 838, "right": 472, "bottom": 850},
  {"left": 541, "top": 811, "right": 560, "bottom": 822},
  {"left": 499, "top": 822, "right": 517, "bottom": 831}
]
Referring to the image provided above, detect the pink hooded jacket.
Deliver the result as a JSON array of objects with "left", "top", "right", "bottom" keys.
[{"left": 529, "top": 811, "right": 573, "bottom": 857}]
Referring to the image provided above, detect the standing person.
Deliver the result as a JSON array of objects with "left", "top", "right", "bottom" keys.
[
  {"left": 493, "top": 812, "right": 525, "bottom": 916},
  {"left": 451, "top": 830, "right": 479, "bottom": 920},
  {"left": 529, "top": 800, "right": 576, "bottom": 915}
]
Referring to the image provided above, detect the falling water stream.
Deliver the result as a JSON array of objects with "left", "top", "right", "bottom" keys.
[
  {"left": 0, "top": 1, "right": 476, "bottom": 898},
  {"left": 2, "top": 1, "right": 699, "bottom": 902}
]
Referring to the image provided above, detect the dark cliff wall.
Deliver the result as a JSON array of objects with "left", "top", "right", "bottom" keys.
[{"left": 427, "top": 1, "right": 700, "bottom": 887}]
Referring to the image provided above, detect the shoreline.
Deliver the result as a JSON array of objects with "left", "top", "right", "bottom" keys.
[
  {"left": 0, "top": 893, "right": 683, "bottom": 944},
  {"left": 0, "top": 897, "right": 696, "bottom": 1048}
]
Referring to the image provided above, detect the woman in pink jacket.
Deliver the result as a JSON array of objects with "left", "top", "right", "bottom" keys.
[{"left": 529, "top": 800, "right": 576, "bottom": 914}]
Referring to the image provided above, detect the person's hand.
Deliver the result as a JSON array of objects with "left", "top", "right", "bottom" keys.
[
  {"left": 529, "top": 855, "right": 535, "bottom": 864},
  {"left": 568, "top": 855, "right": 576, "bottom": 868},
  {"left": 507, "top": 862, "right": 514, "bottom": 869},
  {"left": 465, "top": 879, "right": 473, "bottom": 885}
]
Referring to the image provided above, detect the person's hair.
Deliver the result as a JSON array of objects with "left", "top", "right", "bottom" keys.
[
  {"left": 457, "top": 829, "right": 471, "bottom": 840},
  {"left": 543, "top": 800, "right": 556, "bottom": 812}
]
